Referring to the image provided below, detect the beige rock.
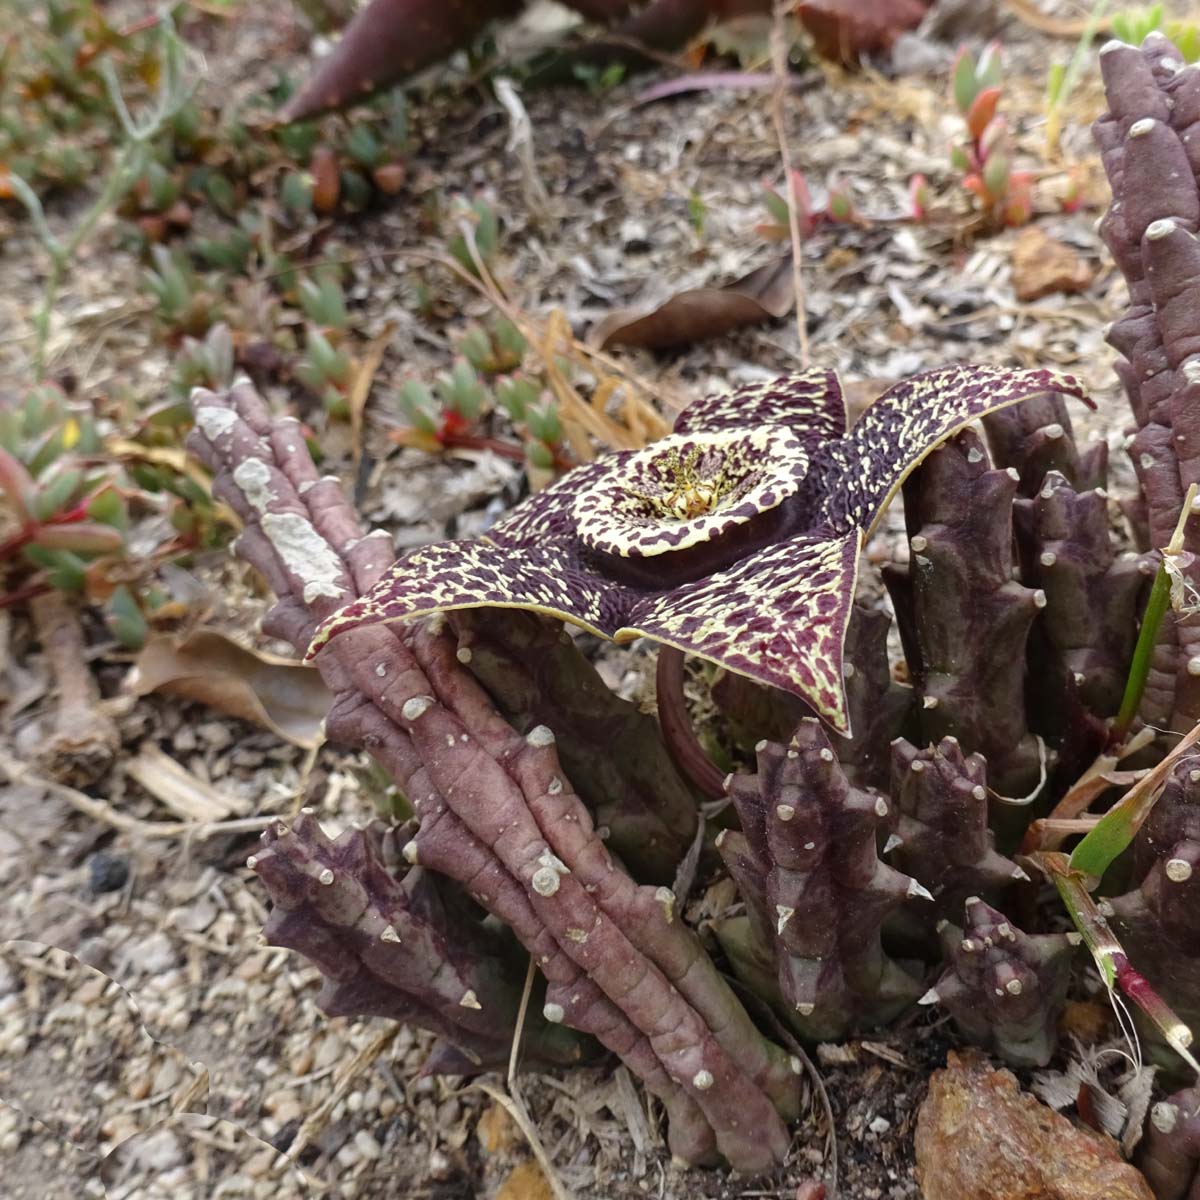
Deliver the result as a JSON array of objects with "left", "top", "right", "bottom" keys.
[
  {"left": 1011, "top": 227, "right": 1095, "bottom": 302},
  {"left": 915, "top": 1050, "right": 1153, "bottom": 1200}
]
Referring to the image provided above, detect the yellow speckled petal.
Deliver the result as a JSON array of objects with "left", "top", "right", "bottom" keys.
[
  {"left": 618, "top": 528, "right": 862, "bottom": 734},
  {"left": 824, "top": 364, "right": 1093, "bottom": 537},
  {"left": 673, "top": 368, "right": 847, "bottom": 442},
  {"left": 571, "top": 427, "right": 809, "bottom": 559},
  {"left": 306, "top": 534, "right": 637, "bottom": 658},
  {"left": 488, "top": 456, "right": 631, "bottom": 549}
]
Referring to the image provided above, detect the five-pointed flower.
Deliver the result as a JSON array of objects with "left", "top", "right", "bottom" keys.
[{"left": 307, "top": 365, "right": 1090, "bottom": 733}]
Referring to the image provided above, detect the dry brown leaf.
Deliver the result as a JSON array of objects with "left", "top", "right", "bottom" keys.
[
  {"left": 1011, "top": 226, "right": 1095, "bottom": 303},
  {"left": 796, "top": 0, "right": 931, "bottom": 63},
  {"left": 125, "top": 744, "right": 248, "bottom": 821},
  {"left": 591, "top": 255, "right": 795, "bottom": 351},
  {"left": 127, "top": 631, "right": 331, "bottom": 748},
  {"left": 496, "top": 1160, "right": 555, "bottom": 1200},
  {"left": 348, "top": 319, "right": 398, "bottom": 465}
]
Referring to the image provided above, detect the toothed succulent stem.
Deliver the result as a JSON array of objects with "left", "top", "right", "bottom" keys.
[
  {"left": 1139, "top": 1083, "right": 1200, "bottom": 1200},
  {"left": 1019, "top": 470, "right": 1145, "bottom": 725},
  {"left": 884, "top": 430, "right": 1042, "bottom": 796},
  {"left": 448, "top": 608, "right": 698, "bottom": 882},
  {"left": 888, "top": 737, "right": 1023, "bottom": 918},
  {"left": 709, "top": 603, "right": 913, "bottom": 788},
  {"left": 723, "top": 719, "right": 925, "bottom": 1040},
  {"left": 1110, "top": 836, "right": 1200, "bottom": 1039},
  {"left": 252, "top": 814, "right": 584, "bottom": 1071},
  {"left": 1094, "top": 33, "right": 1200, "bottom": 731},
  {"left": 982, "top": 391, "right": 1108, "bottom": 497},
  {"left": 187, "top": 380, "right": 797, "bottom": 1171},
  {"left": 926, "top": 897, "right": 1074, "bottom": 1068}
]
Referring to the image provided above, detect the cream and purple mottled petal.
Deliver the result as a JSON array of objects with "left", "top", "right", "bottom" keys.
[
  {"left": 673, "top": 368, "right": 847, "bottom": 443},
  {"left": 306, "top": 534, "right": 638, "bottom": 657},
  {"left": 618, "top": 529, "right": 862, "bottom": 734},
  {"left": 822, "top": 365, "right": 1093, "bottom": 536},
  {"left": 572, "top": 428, "right": 809, "bottom": 559},
  {"left": 487, "top": 455, "right": 631, "bottom": 549}
]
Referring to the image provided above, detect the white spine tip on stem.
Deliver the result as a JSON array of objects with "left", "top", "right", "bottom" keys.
[
  {"left": 692, "top": 1070, "right": 714, "bottom": 1091},
  {"left": 918, "top": 988, "right": 939, "bottom": 1006},
  {"left": 776, "top": 804, "right": 796, "bottom": 822},
  {"left": 1129, "top": 117, "right": 1157, "bottom": 137},
  {"left": 403, "top": 840, "right": 419, "bottom": 865},
  {"left": 459, "top": 990, "right": 482, "bottom": 1010},
  {"left": 402, "top": 695, "right": 435, "bottom": 721},
  {"left": 875, "top": 797, "right": 889, "bottom": 817},
  {"left": 318, "top": 868, "right": 335, "bottom": 886},
  {"left": 380, "top": 925, "right": 400, "bottom": 943},
  {"left": 1146, "top": 218, "right": 1177, "bottom": 240},
  {"left": 1166, "top": 858, "right": 1194, "bottom": 882},
  {"left": 531, "top": 866, "right": 561, "bottom": 897},
  {"left": 1152, "top": 1102, "right": 1180, "bottom": 1133},
  {"left": 908, "top": 880, "right": 934, "bottom": 901},
  {"left": 527, "top": 725, "right": 556, "bottom": 747},
  {"left": 543, "top": 1002, "right": 565, "bottom": 1024},
  {"left": 1005, "top": 978, "right": 1023, "bottom": 996}
]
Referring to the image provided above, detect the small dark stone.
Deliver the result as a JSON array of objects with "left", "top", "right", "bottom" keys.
[
  {"left": 270, "top": 1118, "right": 300, "bottom": 1155},
  {"left": 88, "top": 852, "right": 129, "bottom": 894}
]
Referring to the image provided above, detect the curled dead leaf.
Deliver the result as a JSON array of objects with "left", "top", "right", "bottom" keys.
[
  {"left": 127, "top": 630, "right": 331, "bottom": 748},
  {"left": 590, "top": 255, "right": 795, "bottom": 352}
]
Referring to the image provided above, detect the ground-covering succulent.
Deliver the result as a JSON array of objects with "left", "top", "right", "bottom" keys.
[
  {"left": 0, "top": 383, "right": 233, "bottom": 645},
  {"left": 947, "top": 43, "right": 1033, "bottom": 227},
  {"left": 1112, "top": 7, "right": 1200, "bottom": 63}
]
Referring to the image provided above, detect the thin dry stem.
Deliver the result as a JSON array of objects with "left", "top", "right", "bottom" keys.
[
  {"left": 283, "top": 1025, "right": 400, "bottom": 1169},
  {"left": 769, "top": 0, "right": 809, "bottom": 367},
  {"left": 508, "top": 955, "right": 537, "bottom": 1090},
  {"left": 471, "top": 1079, "right": 574, "bottom": 1200}
]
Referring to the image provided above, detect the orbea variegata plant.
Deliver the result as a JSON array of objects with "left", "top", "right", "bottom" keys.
[
  {"left": 188, "top": 365, "right": 1095, "bottom": 1171},
  {"left": 308, "top": 365, "right": 1091, "bottom": 733}
]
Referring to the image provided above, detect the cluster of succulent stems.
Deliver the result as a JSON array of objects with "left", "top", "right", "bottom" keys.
[{"left": 167, "top": 24, "right": 1200, "bottom": 1188}]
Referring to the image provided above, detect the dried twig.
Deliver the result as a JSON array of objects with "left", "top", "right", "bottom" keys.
[
  {"left": 769, "top": 0, "right": 809, "bottom": 366},
  {"left": 471, "top": 1079, "right": 574, "bottom": 1200}
]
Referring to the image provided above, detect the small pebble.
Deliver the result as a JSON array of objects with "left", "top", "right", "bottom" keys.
[
  {"left": 355, "top": 1129, "right": 382, "bottom": 1160},
  {"left": 88, "top": 852, "right": 129, "bottom": 894}
]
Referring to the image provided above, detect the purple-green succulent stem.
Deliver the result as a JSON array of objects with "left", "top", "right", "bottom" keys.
[
  {"left": 1070, "top": 720, "right": 1200, "bottom": 879},
  {"left": 1042, "top": 850, "right": 1200, "bottom": 1073},
  {"left": 655, "top": 646, "right": 726, "bottom": 799}
]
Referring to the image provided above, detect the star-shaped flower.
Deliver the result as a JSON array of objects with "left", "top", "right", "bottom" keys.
[{"left": 307, "top": 365, "right": 1091, "bottom": 733}]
